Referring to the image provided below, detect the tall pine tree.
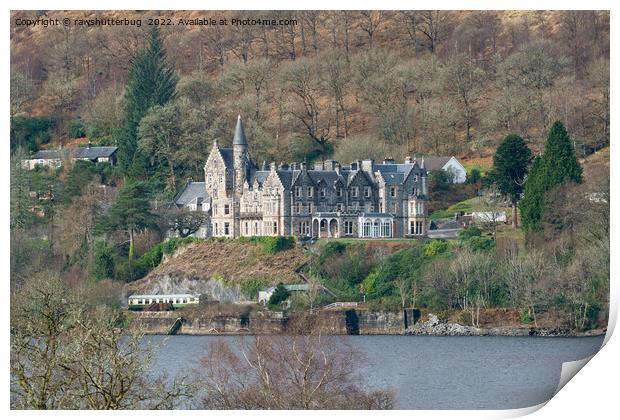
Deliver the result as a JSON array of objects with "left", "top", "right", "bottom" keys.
[
  {"left": 491, "top": 134, "right": 531, "bottom": 227},
  {"left": 117, "top": 27, "right": 178, "bottom": 180},
  {"left": 520, "top": 121, "right": 583, "bottom": 232}
]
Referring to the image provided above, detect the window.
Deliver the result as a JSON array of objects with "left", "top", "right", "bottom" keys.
[
  {"left": 337, "top": 203, "right": 343, "bottom": 212},
  {"left": 363, "top": 221, "right": 371, "bottom": 237},
  {"left": 307, "top": 186, "right": 313, "bottom": 197},
  {"left": 272, "top": 221, "right": 278, "bottom": 234},
  {"left": 255, "top": 222, "right": 259, "bottom": 235},
  {"left": 213, "top": 204, "right": 218, "bottom": 215},
  {"left": 307, "top": 203, "right": 312, "bottom": 213},
  {"left": 207, "top": 174, "right": 212, "bottom": 183},
  {"left": 337, "top": 187, "right": 343, "bottom": 197},
  {"left": 352, "top": 187, "right": 359, "bottom": 197},
  {"left": 244, "top": 222, "right": 249, "bottom": 235},
  {"left": 295, "top": 187, "right": 302, "bottom": 197},
  {"left": 219, "top": 175, "right": 223, "bottom": 184},
  {"left": 390, "top": 187, "right": 396, "bottom": 197},
  {"left": 224, "top": 204, "right": 230, "bottom": 215},
  {"left": 410, "top": 221, "right": 423, "bottom": 235},
  {"left": 344, "top": 221, "right": 353, "bottom": 235},
  {"left": 382, "top": 221, "right": 391, "bottom": 238},
  {"left": 364, "top": 187, "right": 371, "bottom": 198},
  {"left": 224, "top": 222, "right": 230, "bottom": 236},
  {"left": 320, "top": 187, "right": 326, "bottom": 198}
]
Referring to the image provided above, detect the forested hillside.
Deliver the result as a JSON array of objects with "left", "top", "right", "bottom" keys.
[
  {"left": 9, "top": 10, "right": 610, "bottom": 332},
  {"left": 11, "top": 10, "right": 609, "bottom": 183}
]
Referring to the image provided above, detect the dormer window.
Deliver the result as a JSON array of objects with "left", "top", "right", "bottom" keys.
[
  {"left": 390, "top": 187, "right": 396, "bottom": 197},
  {"left": 295, "top": 187, "right": 301, "bottom": 197},
  {"left": 337, "top": 187, "right": 343, "bottom": 197},
  {"left": 320, "top": 187, "right": 326, "bottom": 198},
  {"left": 364, "top": 187, "right": 371, "bottom": 198},
  {"left": 352, "top": 187, "right": 359, "bottom": 197},
  {"left": 307, "top": 186, "right": 313, "bottom": 197}
]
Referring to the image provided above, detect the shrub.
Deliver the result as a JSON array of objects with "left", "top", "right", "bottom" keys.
[
  {"left": 466, "top": 168, "right": 482, "bottom": 184},
  {"left": 458, "top": 226, "right": 482, "bottom": 240},
  {"left": 423, "top": 240, "right": 449, "bottom": 257},
  {"left": 240, "top": 278, "right": 265, "bottom": 300},
  {"left": 10, "top": 116, "right": 54, "bottom": 153},
  {"left": 68, "top": 119, "right": 86, "bottom": 138},
  {"left": 465, "top": 236, "right": 495, "bottom": 252},
  {"left": 240, "top": 236, "right": 295, "bottom": 254},
  {"left": 268, "top": 283, "right": 290, "bottom": 306},
  {"left": 92, "top": 241, "right": 115, "bottom": 280},
  {"left": 428, "top": 170, "right": 451, "bottom": 192}
]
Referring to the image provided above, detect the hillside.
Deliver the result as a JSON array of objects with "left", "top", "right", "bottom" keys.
[
  {"left": 10, "top": 10, "right": 609, "bottom": 176},
  {"left": 128, "top": 240, "right": 310, "bottom": 297}
]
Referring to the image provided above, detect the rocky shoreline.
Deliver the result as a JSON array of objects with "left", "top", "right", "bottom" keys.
[{"left": 405, "top": 314, "right": 606, "bottom": 337}]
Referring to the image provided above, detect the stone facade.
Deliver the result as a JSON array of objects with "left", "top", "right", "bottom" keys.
[{"left": 175, "top": 116, "right": 429, "bottom": 239}]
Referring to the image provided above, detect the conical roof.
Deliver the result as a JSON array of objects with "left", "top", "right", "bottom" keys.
[{"left": 232, "top": 114, "right": 247, "bottom": 146}]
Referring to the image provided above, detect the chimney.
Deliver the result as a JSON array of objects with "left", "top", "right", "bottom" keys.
[
  {"left": 383, "top": 157, "right": 395, "bottom": 164},
  {"left": 262, "top": 161, "right": 267, "bottom": 171},
  {"left": 300, "top": 162, "right": 307, "bottom": 171},
  {"left": 87, "top": 141, "right": 91, "bottom": 149},
  {"left": 270, "top": 162, "right": 277, "bottom": 172},
  {"left": 405, "top": 156, "right": 412, "bottom": 164},
  {"left": 335, "top": 162, "right": 341, "bottom": 175}
]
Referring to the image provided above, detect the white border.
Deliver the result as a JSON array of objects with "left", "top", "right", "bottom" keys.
[{"left": 3, "top": 1, "right": 618, "bottom": 418}]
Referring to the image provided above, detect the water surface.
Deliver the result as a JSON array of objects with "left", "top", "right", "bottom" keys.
[{"left": 148, "top": 334, "right": 604, "bottom": 409}]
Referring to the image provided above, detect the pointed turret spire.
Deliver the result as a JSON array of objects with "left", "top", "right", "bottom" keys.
[{"left": 232, "top": 114, "right": 247, "bottom": 146}]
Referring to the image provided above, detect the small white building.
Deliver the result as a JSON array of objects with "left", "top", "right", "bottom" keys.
[
  {"left": 422, "top": 156, "right": 467, "bottom": 184},
  {"left": 472, "top": 211, "right": 507, "bottom": 223}
]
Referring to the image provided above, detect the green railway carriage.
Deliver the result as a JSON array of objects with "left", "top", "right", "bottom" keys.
[{"left": 127, "top": 294, "right": 199, "bottom": 311}]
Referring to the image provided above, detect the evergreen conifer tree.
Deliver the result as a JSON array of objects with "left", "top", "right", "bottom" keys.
[
  {"left": 117, "top": 27, "right": 178, "bottom": 180},
  {"left": 491, "top": 134, "right": 531, "bottom": 227},
  {"left": 520, "top": 121, "right": 582, "bottom": 232}
]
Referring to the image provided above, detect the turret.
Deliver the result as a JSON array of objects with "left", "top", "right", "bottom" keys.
[{"left": 233, "top": 115, "right": 248, "bottom": 195}]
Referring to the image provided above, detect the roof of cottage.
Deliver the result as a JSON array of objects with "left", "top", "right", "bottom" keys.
[
  {"left": 420, "top": 156, "right": 454, "bottom": 171},
  {"left": 29, "top": 146, "right": 118, "bottom": 160}
]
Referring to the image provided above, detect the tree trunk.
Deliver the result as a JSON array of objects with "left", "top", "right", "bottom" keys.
[
  {"left": 512, "top": 200, "right": 518, "bottom": 228},
  {"left": 128, "top": 227, "right": 135, "bottom": 263}
]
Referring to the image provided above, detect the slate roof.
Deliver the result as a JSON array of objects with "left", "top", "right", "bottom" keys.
[
  {"left": 232, "top": 115, "right": 247, "bottom": 145},
  {"left": 30, "top": 146, "right": 118, "bottom": 160},
  {"left": 174, "top": 181, "right": 206, "bottom": 206},
  {"left": 420, "top": 156, "right": 453, "bottom": 171},
  {"left": 307, "top": 170, "right": 342, "bottom": 186},
  {"left": 275, "top": 169, "right": 295, "bottom": 189},
  {"left": 252, "top": 170, "right": 270, "bottom": 186},
  {"left": 381, "top": 172, "right": 405, "bottom": 185},
  {"left": 219, "top": 148, "right": 234, "bottom": 169}
]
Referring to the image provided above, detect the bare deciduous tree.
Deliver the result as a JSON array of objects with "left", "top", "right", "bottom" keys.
[{"left": 200, "top": 325, "right": 394, "bottom": 409}]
